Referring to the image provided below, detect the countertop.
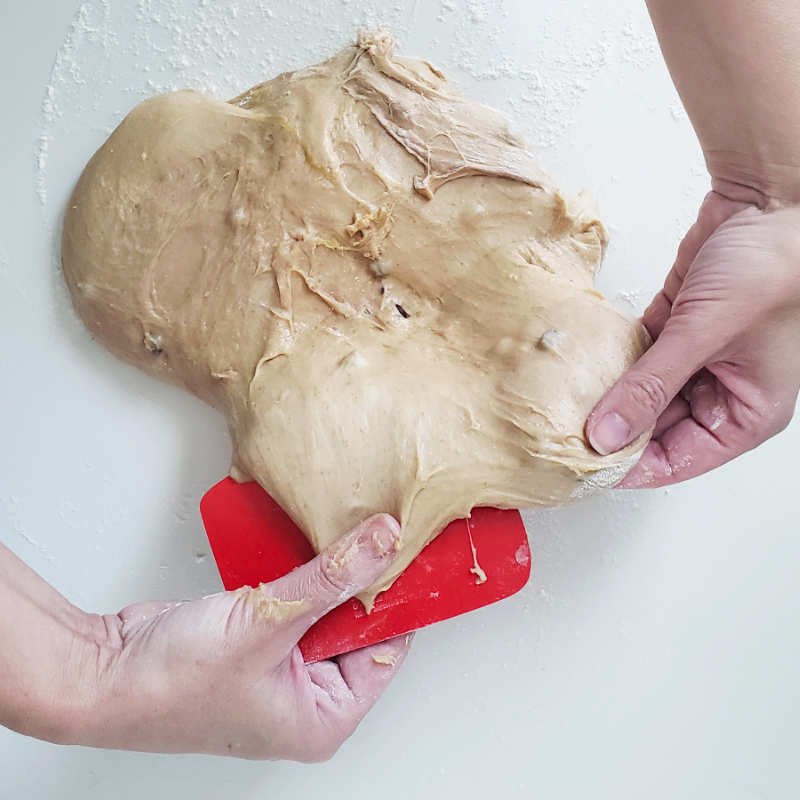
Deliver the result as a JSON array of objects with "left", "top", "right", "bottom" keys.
[{"left": 1, "top": 1, "right": 797, "bottom": 798}]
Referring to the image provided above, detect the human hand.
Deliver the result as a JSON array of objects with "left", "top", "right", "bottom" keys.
[
  {"left": 78, "top": 514, "right": 410, "bottom": 760},
  {"left": 586, "top": 192, "right": 800, "bottom": 488}
]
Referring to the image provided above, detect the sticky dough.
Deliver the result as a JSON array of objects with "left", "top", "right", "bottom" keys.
[{"left": 62, "top": 32, "right": 649, "bottom": 608}]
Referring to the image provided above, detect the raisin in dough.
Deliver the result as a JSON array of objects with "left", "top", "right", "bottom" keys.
[{"left": 62, "top": 32, "right": 649, "bottom": 607}]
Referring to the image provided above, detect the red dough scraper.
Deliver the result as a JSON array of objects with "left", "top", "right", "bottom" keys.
[{"left": 201, "top": 478, "right": 531, "bottom": 663}]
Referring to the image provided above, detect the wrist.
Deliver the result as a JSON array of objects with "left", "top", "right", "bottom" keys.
[
  {"left": 705, "top": 149, "right": 800, "bottom": 209},
  {"left": 23, "top": 611, "right": 120, "bottom": 747}
]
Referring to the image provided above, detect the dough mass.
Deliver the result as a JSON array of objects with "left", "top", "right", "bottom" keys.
[{"left": 63, "top": 33, "right": 648, "bottom": 606}]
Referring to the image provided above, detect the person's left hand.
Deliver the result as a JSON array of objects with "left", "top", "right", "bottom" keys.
[{"left": 75, "top": 514, "right": 411, "bottom": 761}]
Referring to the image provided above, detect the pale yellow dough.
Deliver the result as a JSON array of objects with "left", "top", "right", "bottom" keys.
[{"left": 62, "top": 33, "right": 649, "bottom": 607}]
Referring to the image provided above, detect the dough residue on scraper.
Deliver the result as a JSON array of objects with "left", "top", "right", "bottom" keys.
[{"left": 62, "top": 31, "right": 649, "bottom": 608}]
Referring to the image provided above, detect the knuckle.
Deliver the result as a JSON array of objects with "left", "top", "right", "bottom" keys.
[
  {"left": 317, "top": 554, "right": 352, "bottom": 597},
  {"left": 766, "top": 404, "right": 794, "bottom": 437},
  {"left": 302, "top": 736, "right": 340, "bottom": 763},
  {"left": 730, "top": 394, "right": 793, "bottom": 443},
  {"left": 624, "top": 371, "right": 671, "bottom": 415}
]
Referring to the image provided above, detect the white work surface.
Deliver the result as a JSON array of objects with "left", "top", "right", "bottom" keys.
[{"left": 1, "top": 1, "right": 798, "bottom": 798}]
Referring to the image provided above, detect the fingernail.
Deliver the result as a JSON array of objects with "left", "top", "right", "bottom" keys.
[
  {"left": 326, "top": 515, "right": 400, "bottom": 586},
  {"left": 371, "top": 632, "right": 414, "bottom": 666},
  {"left": 366, "top": 514, "right": 401, "bottom": 559},
  {"left": 589, "top": 411, "right": 631, "bottom": 455}
]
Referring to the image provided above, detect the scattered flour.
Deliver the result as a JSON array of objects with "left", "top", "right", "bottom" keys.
[
  {"left": 38, "top": 0, "right": 661, "bottom": 213},
  {"left": 614, "top": 287, "right": 648, "bottom": 312}
]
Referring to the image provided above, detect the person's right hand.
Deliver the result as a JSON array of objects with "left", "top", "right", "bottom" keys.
[
  {"left": 75, "top": 514, "right": 411, "bottom": 761},
  {"left": 586, "top": 192, "right": 800, "bottom": 488}
]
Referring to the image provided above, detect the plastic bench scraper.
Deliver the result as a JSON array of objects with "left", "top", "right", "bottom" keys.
[{"left": 200, "top": 478, "right": 531, "bottom": 663}]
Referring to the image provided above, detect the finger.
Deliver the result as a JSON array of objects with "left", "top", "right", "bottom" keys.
[
  {"left": 680, "top": 371, "right": 704, "bottom": 404},
  {"left": 618, "top": 374, "right": 764, "bottom": 488},
  {"left": 664, "top": 192, "right": 747, "bottom": 299},
  {"left": 320, "top": 634, "right": 413, "bottom": 732},
  {"left": 290, "top": 635, "right": 412, "bottom": 762},
  {"left": 306, "top": 659, "right": 350, "bottom": 701},
  {"left": 685, "top": 372, "right": 729, "bottom": 431},
  {"left": 642, "top": 291, "right": 672, "bottom": 340},
  {"left": 587, "top": 191, "right": 751, "bottom": 458},
  {"left": 586, "top": 319, "right": 711, "bottom": 455},
  {"left": 616, "top": 440, "right": 669, "bottom": 488},
  {"left": 302, "top": 636, "right": 414, "bottom": 721},
  {"left": 653, "top": 395, "right": 690, "bottom": 438},
  {"left": 618, "top": 416, "right": 740, "bottom": 488},
  {"left": 336, "top": 634, "right": 413, "bottom": 703},
  {"left": 262, "top": 514, "right": 401, "bottom": 636},
  {"left": 117, "top": 601, "right": 179, "bottom": 627},
  {"left": 644, "top": 191, "right": 748, "bottom": 338}
]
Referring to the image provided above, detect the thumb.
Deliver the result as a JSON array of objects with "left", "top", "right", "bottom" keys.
[
  {"left": 262, "top": 514, "right": 401, "bottom": 635},
  {"left": 586, "top": 321, "right": 708, "bottom": 455}
]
